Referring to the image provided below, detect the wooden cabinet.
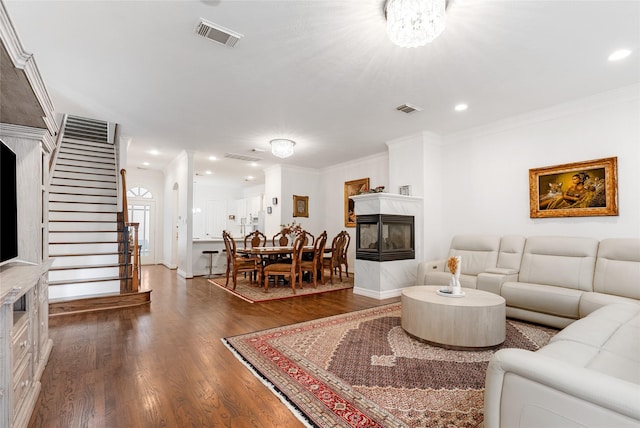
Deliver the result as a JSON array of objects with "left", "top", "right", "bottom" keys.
[{"left": 0, "top": 261, "right": 53, "bottom": 428}]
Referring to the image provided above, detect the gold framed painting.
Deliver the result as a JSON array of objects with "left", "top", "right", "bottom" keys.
[
  {"left": 293, "top": 195, "right": 309, "bottom": 217},
  {"left": 344, "top": 178, "right": 370, "bottom": 227},
  {"left": 529, "top": 157, "right": 618, "bottom": 218}
]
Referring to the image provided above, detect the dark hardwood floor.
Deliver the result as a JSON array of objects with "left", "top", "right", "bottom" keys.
[{"left": 29, "top": 265, "right": 399, "bottom": 427}]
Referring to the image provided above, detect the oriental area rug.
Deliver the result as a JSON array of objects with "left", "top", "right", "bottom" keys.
[
  {"left": 208, "top": 275, "right": 354, "bottom": 303},
  {"left": 223, "top": 303, "right": 558, "bottom": 428}
]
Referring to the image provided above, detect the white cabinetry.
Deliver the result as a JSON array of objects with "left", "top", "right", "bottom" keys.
[{"left": 0, "top": 261, "right": 53, "bottom": 428}]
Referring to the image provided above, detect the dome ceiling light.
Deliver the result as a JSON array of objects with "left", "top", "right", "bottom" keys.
[
  {"left": 385, "top": 0, "right": 447, "bottom": 48},
  {"left": 270, "top": 139, "right": 296, "bottom": 158}
]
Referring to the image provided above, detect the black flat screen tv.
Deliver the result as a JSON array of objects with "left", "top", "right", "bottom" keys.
[{"left": 0, "top": 140, "right": 18, "bottom": 265}]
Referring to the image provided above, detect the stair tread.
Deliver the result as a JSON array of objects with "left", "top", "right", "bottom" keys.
[
  {"left": 50, "top": 262, "right": 126, "bottom": 271},
  {"left": 48, "top": 276, "right": 123, "bottom": 286}
]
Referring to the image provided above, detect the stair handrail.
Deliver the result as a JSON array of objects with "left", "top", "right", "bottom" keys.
[
  {"left": 48, "top": 113, "right": 69, "bottom": 181},
  {"left": 120, "top": 168, "right": 129, "bottom": 224}
]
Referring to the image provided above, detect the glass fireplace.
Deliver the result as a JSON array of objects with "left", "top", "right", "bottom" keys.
[{"left": 356, "top": 214, "right": 415, "bottom": 262}]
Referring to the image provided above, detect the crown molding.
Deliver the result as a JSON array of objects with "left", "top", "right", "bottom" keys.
[
  {"left": 1, "top": 2, "right": 57, "bottom": 137},
  {"left": 0, "top": 123, "right": 49, "bottom": 142}
]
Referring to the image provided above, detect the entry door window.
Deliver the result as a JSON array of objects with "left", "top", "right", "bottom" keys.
[{"left": 127, "top": 187, "right": 154, "bottom": 263}]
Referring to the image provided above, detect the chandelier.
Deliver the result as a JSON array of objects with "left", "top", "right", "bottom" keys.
[
  {"left": 270, "top": 139, "right": 296, "bottom": 158},
  {"left": 385, "top": 0, "right": 447, "bottom": 48}
]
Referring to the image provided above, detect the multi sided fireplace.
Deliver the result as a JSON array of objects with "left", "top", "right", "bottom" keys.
[{"left": 356, "top": 214, "right": 415, "bottom": 262}]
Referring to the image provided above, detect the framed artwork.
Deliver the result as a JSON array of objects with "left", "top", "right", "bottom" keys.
[
  {"left": 529, "top": 157, "right": 618, "bottom": 218},
  {"left": 399, "top": 185, "right": 411, "bottom": 196},
  {"left": 266, "top": 206, "right": 272, "bottom": 214},
  {"left": 344, "top": 178, "right": 370, "bottom": 227},
  {"left": 293, "top": 195, "right": 309, "bottom": 217}
]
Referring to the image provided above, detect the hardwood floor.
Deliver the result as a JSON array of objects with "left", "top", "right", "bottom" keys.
[{"left": 29, "top": 265, "right": 399, "bottom": 427}]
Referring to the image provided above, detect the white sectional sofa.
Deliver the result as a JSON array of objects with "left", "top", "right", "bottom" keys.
[{"left": 416, "top": 235, "right": 640, "bottom": 428}]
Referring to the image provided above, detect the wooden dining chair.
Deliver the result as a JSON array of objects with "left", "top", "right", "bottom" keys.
[
  {"left": 272, "top": 232, "right": 289, "bottom": 246},
  {"left": 244, "top": 230, "right": 267, "bottom": 249},
  {"left": 263, "top": 232, "right": 306, "bottom": 294},
  {"left": 340, "top": 230, "right": 351, "bottom": 277},
  {"left": 222, "top": 230, "right": 259, "bottom": 289},
  {"left": 299, "top": 231, "right": 327, "bottom": 288},
  {"left": 323, "top": 232, "right": 346, "bottom": 284}
]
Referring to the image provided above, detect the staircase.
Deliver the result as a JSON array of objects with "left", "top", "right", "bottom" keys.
[{"left": 48, "top": 115, "right": 149, "bottom": 315}]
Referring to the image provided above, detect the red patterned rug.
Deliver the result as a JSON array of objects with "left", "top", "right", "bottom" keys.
[
  {"left": 224, "top": 303, "right": 557, "bottom": 427},
  {"left": 208, "top": 274, "right": 354, "bottom": 303}
]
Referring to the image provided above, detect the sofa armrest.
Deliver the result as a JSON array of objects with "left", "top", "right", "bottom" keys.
[
  {"left": 416, "top": 259, "right": 446, "bottom": 285},
  {"left": 485, "top": 348, "right": 640, "bottom": 428},
  {"left": 477, "top": 272, "right": 518, "bottom": 294}
]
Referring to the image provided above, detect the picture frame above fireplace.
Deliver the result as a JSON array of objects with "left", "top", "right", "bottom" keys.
[{"left": 344, "top": 177, "right": 369, "bottom": 227}]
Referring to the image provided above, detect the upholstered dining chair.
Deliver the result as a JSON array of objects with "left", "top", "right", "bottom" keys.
[
  {"left": 299, "top": 231, "right": 327, "bottom": 288},
  {"left": 323, "top": 232, "right": 346, "bottom": 284},
  {"left": 263, "top": 232, "right": 306, "bottom": 294},
  {"left": 222, "top": 230, "right": 259, "bottom": 289}
]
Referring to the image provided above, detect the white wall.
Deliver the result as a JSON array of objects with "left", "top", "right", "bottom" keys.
[
  {"left": 321, "top": 152, "right": 389, "bottom": 267},
  {"left": 424, "top": 85, "right": 640, "bottom": 258},
  {"left": 162, "top": 151, "right": 193, "bottom": 277}
]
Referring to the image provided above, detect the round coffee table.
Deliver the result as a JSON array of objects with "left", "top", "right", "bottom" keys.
[{"left": 401, "top": 285, "right": 506, "bottom": 349}]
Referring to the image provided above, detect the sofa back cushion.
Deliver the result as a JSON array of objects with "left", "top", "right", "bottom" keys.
[
  {"left": 519, "top": 236, "right": 599, "bottom": 291},
  {"left": 446, "top": 235, "right": 500, "bottom": 275},
  {"left": 496, "top": 235, "right": 526, "bottom": 271},
  {"left": 593, "top": 238, "right": 640, "bottom": 300}
]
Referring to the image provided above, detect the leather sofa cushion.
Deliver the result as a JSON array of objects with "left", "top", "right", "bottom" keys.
[
  {"left": 446, "top": 235, "right": 500, "bottom": 275},
  {"left": 519, "top": 236, "right": 598, "bottom": 291},
  {"left": 593, "top": 238, "right": 640, "bottom": 299},
  {"left": 496, "top": 235, "right": 526, "bottom": 271},
  {"left": 580, "top": 292, "right": 640, "bottom": 317},
  {"left": 501, "top": 281, "right": 581, "bottom": 319},
  {"left": 539, "top": 304, "right": 640, "bottom": 384}
]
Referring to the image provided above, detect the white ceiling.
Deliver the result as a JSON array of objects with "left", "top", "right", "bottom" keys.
[{"left": 5, "top": 0, "right": 640, "bottom": 186}]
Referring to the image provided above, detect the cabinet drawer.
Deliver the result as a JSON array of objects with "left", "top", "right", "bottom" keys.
[
  {"left": 12, "top": 321, "right": 30, "bottom": 366},
  {"left": 12, "top": 355, "right": 32, "bottom": 414}
]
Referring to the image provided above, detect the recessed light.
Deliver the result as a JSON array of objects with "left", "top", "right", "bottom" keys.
[
  {"left": 149, "top": 149, "right": 159, "bottom": 155},
  {"left": 246, "top": 175, "right": 254, "bottom": 181},
  {"left": 454, "top": 103, "right": 468, "bottom": 112},
  {"left": 208, "top": 156, "right": 217, "bottom": 161},
  {"left": 205, "top": 170, "right": 212, "bottom": 175},
  {"left": 608, "top": 49, "right": 631, "bottom": 61},
  {"left": 142, "top": 162, "right": 150, "bottom": 166},
  {"left": 250, "top": 162, "right": 258, "bottom": 167}
]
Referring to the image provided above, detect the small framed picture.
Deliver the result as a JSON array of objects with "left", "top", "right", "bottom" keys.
[
  {"left": 272, "top": 197, "right": 278, "bottom": 205},
  {"left": 228, "top": 214, "right": 236, "bottom": 221},
  {"left": 399, "top": 185, "right": 411, "bottom": 196},
  {"left": 266, "top": 206, "right": 273, "bottom": 214},
  {"left": 293, "top": 195, "right": 309, "bottom": 217}
]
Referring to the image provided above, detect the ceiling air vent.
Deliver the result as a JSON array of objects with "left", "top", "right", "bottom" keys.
[
  {"left": 224, "top": 153, "right": 261, "bottom": 162},
  {"left": 396, "top": 104, "right": 422, "bottom": 114},
  {"left": 195, "top": 18, "right": 243, "bottom": 47}
]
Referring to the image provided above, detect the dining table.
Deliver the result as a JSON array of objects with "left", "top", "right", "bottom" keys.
[{"left": 236, "top": 245, "right": 330, "bottom": 285}]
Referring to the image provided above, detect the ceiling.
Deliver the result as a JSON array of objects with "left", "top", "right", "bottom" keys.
[{"left": 4, "top": 0, "right": 640, "bottom": 186}]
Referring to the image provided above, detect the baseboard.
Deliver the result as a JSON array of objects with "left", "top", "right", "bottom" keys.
[
  {"left": 49, "top": 290, "right": 151, "bottom": 316},
  {"left": 353, "top": 286, "right": 403, "bottom": 300}
]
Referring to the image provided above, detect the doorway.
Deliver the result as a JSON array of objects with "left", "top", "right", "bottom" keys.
[{"left": 127, "top": 187, "right": 156, "bottom": 265}]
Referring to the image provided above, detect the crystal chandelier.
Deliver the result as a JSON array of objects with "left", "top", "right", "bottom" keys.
[
  {"left": 270, "top": 139, "right": 296, "bottom": 158},
  {"left": 385, "top": 0, "right": 447, "bottom": 48}
]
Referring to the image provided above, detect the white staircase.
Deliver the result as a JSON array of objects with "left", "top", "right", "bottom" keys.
[{"left": 48, "top": 116, "right": 122, "bottom": 301}]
